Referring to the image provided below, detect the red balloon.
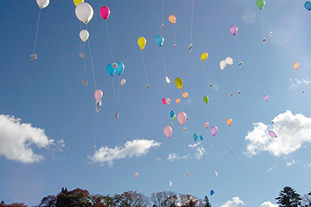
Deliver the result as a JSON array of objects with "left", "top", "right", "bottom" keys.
[{"left": 100, "top": 6, "right": 110, "bottom": 20}]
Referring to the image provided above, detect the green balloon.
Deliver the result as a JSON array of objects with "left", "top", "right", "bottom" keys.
[
  {"left": 256, "top": 0, "right": 264, "bottom": 10},
  {"left": 203, "top": 96, "right": 209, "bottom": 104},
  {"left": 172, "top": 115, "right": 176, "bottom": 120}
]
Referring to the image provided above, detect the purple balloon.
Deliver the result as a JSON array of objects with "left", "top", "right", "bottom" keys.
[
  {"left": 264, "top": 95, "right": 269, "bottom": 102},
  {"left": 229, "top": 25, "right": 238, "bottom": 36},
  {"left": 269, "top": 130, "right": 277, "bottom": 138},
  {"left": 210, "top": 126, "right": 218, "bottom": 136}
]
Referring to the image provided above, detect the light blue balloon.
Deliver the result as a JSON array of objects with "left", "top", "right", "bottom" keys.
[
  {"left": 155, "top": 35, "right": 164, "bottom": 47},
  {"left": 193, "top": 133, "right": 198, "bottom": 142},
  {"left": 199, "top": 135, "right": 204, "bottom": 141},
  {"left": 116, "top": 62, "right": 125, "bottom": 76},
  {"left": 106, "top": 64, "right": 116, "bottom": 77},
  {"left": 305, "top": 1, "right": 311, "bottom": 11}
]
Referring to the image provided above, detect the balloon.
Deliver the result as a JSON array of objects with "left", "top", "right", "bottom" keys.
[
  {"left": 100, "top": 6, "right": 110, "bottom": 20},
  {"left": 166, "top": 98, "right": 171, "bottom": 105},
  {"left": 269, "top": 130, "right": 277, "bottom": 138},
  {"left": 177, "top": 112, "right": 187, "bottom": 125},
  {"left": 137, "top": 37, "right": 146, "bottom": 50},
  {"left": 185, "top": 171, "right": 189, "bottom": 176},
  {"left": 121, "top": 78, "right": 126, "bottom": 86},
  {"left": 116, "top": 62, "right": 125, "bottom": 76},
  {"left": 256, "top": 0, "right": 265, "bottom": 10},
  {"left": 168, "top": 15, "right": 176, "bottom": 24},
  {"left": 199, "top": 135, "right": 204, "bottom": 141},
  {"left": 201, "top": 52, "right": 208, "bottom": 61},
  {"left": 37, "top": 0, "right": 49, "bottom": 9},
  {"left": 210, "top": 190, "right": 214, "bottom": 196},
  {"left": 134, "top": 172, "right": 139, "bottom": 178},
  {"left": 94, "top": 89, "right": 103, "bottom": 101},
  {"left": 79, "top": 29, "right": 89, "bottom": 42},
  {"left": 75, "top": 2, "right": 94, "bottom": 24},
  {"left": 170, "top": 110, "right": 175, "bottom": 118},
  {"left": 263, "top": 95, "right": 269, "bottom": 102},
  {"left": 204, "top": 122, "right": 209, "bottom": 128},
  {"left": 220, "top": 60, "right": 227, "bottom": 70},
  {"left": 193, "top": 133, "right": 198, "bottom": 141},
  {"left": 226, "top": 118, "right": 232, "bottom": 127},
  {"left": 155, "top": 35, "right": 164, "bottom": 47},
  {"left": 305, "top": 1, "right": 311, "bottom": 11},
  {"left": 172, "top": 115, "right": 176, "bottom": 121},
  {"left": 164, "top": 126, "right": 172, "bottom": 138},
  {"left": 229, "top": 25, "right": 238, "bottom": 36},
  {"left": 182, "top": 92, "right": 188, "bottom": 99},
  {"left": 210, "top": 126, "right": 218, "bottom": 136},
  {"left": 293, "top": 63, "right": 299, "bottom": 70},
  {"left": 96, "top": 100, "right": 102, "bottom": 112},
  {"left": 176, "top": 98, "right": 180, "bottom": 104},
  {"left": 73, "top": 0, "right": 83, "bottom": 6},
  {"left": 169, "top": 181, "right": 173, "bottom": 187},
  {"left": 175, "top": 77, "right": 183, "bottom": 90},
  {"left": 225, "top": 57, "right": 233, "bottom": 65},
  {"left": 203, "top": 96, "right": 209, "bottom": 104},
  {"left": 165, "top": 76, "right": 170, "bottom": 83},
  {"left": 162, "top": 98, "right": 166, "bottom": 105},
  {"left": 106, "top": 63, "right": 116, "bottom": 77}
]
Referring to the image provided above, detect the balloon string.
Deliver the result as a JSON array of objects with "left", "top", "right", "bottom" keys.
[
  {"left": 94, "top": 113, "right": 98, "bottom": 149},
  {"left": 141, "top": 50, "right": 149, "bottom": 86},
  {"left": 105, "top": 21, "right": 115, "bottom": 62},
  {"left": 32, "top": 9, "right": 41, "bottom": 54},
  {"left": 87, "top": 38, "right": 97, "bottom": 91},
  {"left": 161, "top": 0, "right": 165, "bottom": 26},
  {"left": 234, "top": 36, "right": 242, "bottom": 63},
  {"left": 232, "top": 65, "right": 240, "bottom": 91},
  {"left": 117, "top": 76, "right": 120, "bottom": 105},
  {"left": 173, "top": 25, "right": 176, "bottom": 45},
  {"left": 261, "top": 11, "right": 265, "bottom": 40},
  {"left": 83, "top": 42, "right": 87, "bottom": 81},
  {"left": 221, "top": 71, "right": 231, "bottom": 94},
  {"left": 201, "top": 62, "right": 211, "bottom": 84},
  {"left": 111, "top": 77, "right": 117, "bottom": 105},
  {"left": 161, "top": 48, "right": 168, "bottom": 77},
  {"left": 189, "top": 0, "right": 195, "bottom": 44},
  {"left": 264, "top": 11, "right": 272, "bottom": 34},
  {"left": 79, "top": 22, "right": 82, "bottom": 54}
]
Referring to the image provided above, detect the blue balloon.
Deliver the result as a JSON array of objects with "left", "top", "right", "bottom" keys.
[
  {"left": 116, "top": 62, "right": 125, "bottom": 76},
  {"left": 210, "top": 190, "right": 214, "bottom": 196},
  {"left": 155, "top": 35, "right": 164, "bottom": 47},
  {"left": 199, "top": 135, "right": 204, "bottom": 141},
  {"left": 193, "top": 133, "right": 198, "bottom": 142},
  {"left": 305, "top": 1, "right": 311, "bottom": 11},
  {"left": 170, "top": 110, "right": 175, "bottom": 118},
  {"left": 106, "top": 63, "right": 116, "bottom": 77}
]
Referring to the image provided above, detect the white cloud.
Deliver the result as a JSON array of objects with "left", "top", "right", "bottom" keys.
[
  {"left": 289, "top": 78, "right": 311, "bottom": 88},
  {"left": 261, "top": 201, "right": 279, "bottom": 207},
  {"left": 89, "top": 139, "right": 160, "bottom": 166},
  {"left": 245, "top": 110, "right": 311, "bottom": 157},
  {"left": 286, "top": 160, "right": 296, "bottom": 167},
  {"left": 188, "top": 142, "right": 201, "bottom": 148},
  {"left": 167, "top": 153, "right": 189, "bottom": 162},
  {"left": 220, "top": 197, "right": 245, "bottom": 207},
  {"left": 0, "top": 114, "right": 57, "bottom": 163},
  {"left": 194, "top": 146, "right": 207, "bottom": 160}
]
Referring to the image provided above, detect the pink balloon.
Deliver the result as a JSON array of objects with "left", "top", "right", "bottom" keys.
[
  {"left": 134, "top": 172, "right": 139, "bottom": 178},
  {"left": 163, "top": 126, "right": 172, "bottom": 138},
  {"left": 264, "top": 95, "right": 269, "bottom": 102},
  {"left": 210, "top": 126, "right": 218, "bottom": 136},
  {"left": 204, "top": 122, "right": 209, "bottom": 128},
  {"left": 269, "top": 130, "right": 277, "bottom": 138},
  {"left": 94, "top": 89, "right": 103, "bottom": 101},
  {"left": 177, "top": 112, "right": 187, "bottom": 125},
  {"left": 100, "top": 6, "right": 110, "bottom": 20},
  {"left": 229, "top": 25, "right": 238, "bottom": 36},
  {"left": 166, "top": 98, "right": 171, "bottom": 105},
  {"left": 162, "top": 98, "right": 166, "bottom": 105}
]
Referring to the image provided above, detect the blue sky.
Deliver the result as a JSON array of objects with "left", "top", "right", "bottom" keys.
[{"left": 1, "top": 0, "right": 311, "bottom": 206}]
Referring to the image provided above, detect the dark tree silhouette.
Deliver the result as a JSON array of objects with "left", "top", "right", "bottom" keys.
[
  {"left": 203, "top": 196, "right": 212, "bottom": 207},
  {"left": 276, "top": 186, "right": 302, "bottom": 207}
]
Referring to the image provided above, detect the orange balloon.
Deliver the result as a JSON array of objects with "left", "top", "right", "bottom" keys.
[
  {"left": 182, "top": 92, "right": 188, "bottom": 99},
  {"left": 226, "top": 118, "right": 232, "bottom": 127},
  {"left": 168, "top": 15, "right": 176, "bottom": 24},
  {"left": 293, "top": 63, "right": 299, "bottom": 70},
  {"left": 176, "top": 98, "right": 180, "bottom": 104}
]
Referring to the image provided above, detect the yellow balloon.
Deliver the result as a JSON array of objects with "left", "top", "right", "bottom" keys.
[
  {"left": 175, "top": 77, "right": 183, "bottom": 90},
  {"left": 137, "top": 37, "right": 146, "bottom": 50},
  {"left": 73, "top": 0, "right": 84, "bottom": 6},
  {"left": 201, "top": 52, "right": 208, "bottom": 61}
]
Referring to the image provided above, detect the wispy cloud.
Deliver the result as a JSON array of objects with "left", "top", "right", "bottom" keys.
[
  {"left": 167, "top": 153, "right": 189, "bottom": 162},
  {"left": 286, "top": 160, "right": 296, "bottom": 167},
  {"left": 261, "top": 201, "right": 279, "bottom": 207},
  {"left": 0, "top": 114, "right": 61, "bottom": 163},
  {"left": 289, "top": 78, "right": 311, "bottom": 88},
  {"left": 188, "top": 142, "right": 201, "bottom": 148},
  {"left": 89, "top": 139, "right": 160, "bottom": 166},
  {"left": 245, "top": 110, "right": 311, "bottom": 157},
  {"left": 194, "top": 146, "right": 207, "bottom": 160},
  {"left": 220, "top": 197, "right": 245, "bottom": 207}
]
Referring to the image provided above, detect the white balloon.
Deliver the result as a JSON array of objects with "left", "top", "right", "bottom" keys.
[
  {"left": 75, "top": 2, "right": 94, "bottom": 24},
  {"left": 36, "top": 0, "right": 49, "bottom": 9},
  {"left": 79, "top": 29, "right": 89, "bottom": 42},
  {"left": 225, "top": 57, "right": 233, "bottom": 65},
  {"left": 220, "top": 60, "right": 227, "bottom": 70},
  {"left": 121, "top": 79, "right": 126, "bottom": 86}
]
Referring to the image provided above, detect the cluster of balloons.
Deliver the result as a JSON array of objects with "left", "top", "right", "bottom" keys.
[
  {"left": 107, "top": 62, "right": 125, "bottom": 77},
  {"left": 162, "top": 98, "right": 171, "bottom": 105},
  {"left": 220, "top": 57, "right": 233, "bottom": 70},
  {"left": 193, "top": 133, "right": 204, "bottom": 141}
]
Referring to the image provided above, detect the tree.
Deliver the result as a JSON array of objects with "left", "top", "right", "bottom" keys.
[
  {"left": 38, "top": 195, "right": 57, "bottom": 207},
  {"left": 150, "top": 191, "right": 177, "bottom": 207},
  {"left": 113, "top": 191, "right": 149, "bottom": 207},
  {"left": 276, "top": 186, "right": 302, "bottom": 207},
  {"left": 203, "top": 196, "right": 212, "bottom": 207},
  {"left": 55, "top": 188, "right": 93, "bottom": 207},
  {"left": 302, "top": 192, "right": 311, "bottom": 207}
]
